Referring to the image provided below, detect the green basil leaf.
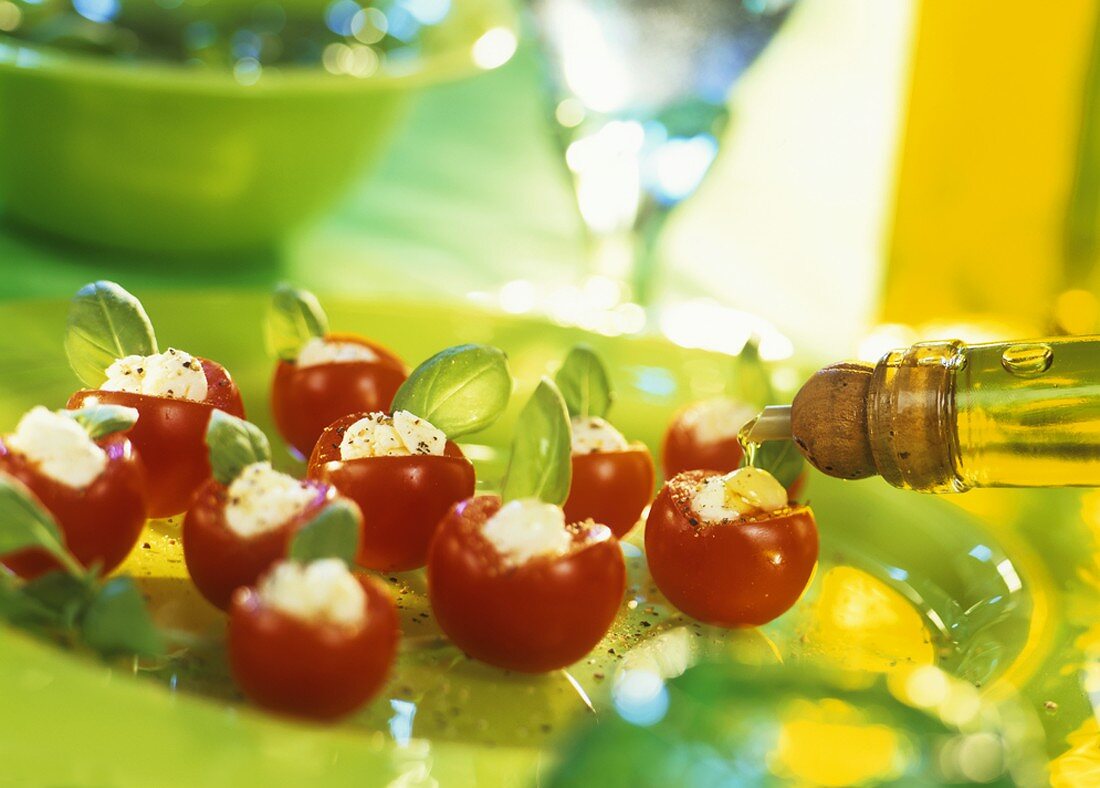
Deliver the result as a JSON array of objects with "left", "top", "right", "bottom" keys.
[
  {"left": 391, "top": 344, "right": 512, "bottom": 438},
  {"left": 555, "top": 344, "right": 613, "bottom": 419},
  {"left": 744, "top": 439, "right": 804, "bottom": 490},
  {"left": 22, "top": 571, "right": 95, "bottom": 629},
  {"left": 0, "top": 572, "right": 59, "bottom": 627},
  {"left": 501, "top": 378, "right": 572, "bottom": 506},
  {"left": 288, "top": 499, "right": 361, "bottom": 565},
  {"left": 205, "top": 411, "right": 271, "bottom": 485},
  {"left": 265, "top": 284, "right": 329, "bottom": 361},
  {"left": 65, "top": 281, "right": 159, "bottom": 388},
  {"left": 0, "top": 477, "right": 73, "bottom": 568},
  {"left": 81, "top": 576, "right": 164, "bottom": 658},
  {"left": 64, "top": 404, "right": 139, "bottom": 440},
  {"left": 730, "top": 336, "right": 775, "bottom": 407}
]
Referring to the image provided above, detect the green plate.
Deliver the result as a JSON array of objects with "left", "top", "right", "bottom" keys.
[{"left": 0, "top": 292, "right": 1096, "bottom": 785}]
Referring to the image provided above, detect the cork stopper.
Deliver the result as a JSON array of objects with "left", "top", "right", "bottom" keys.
[{"left": 790, "top": 362, "right": 876, "bottom": 480}]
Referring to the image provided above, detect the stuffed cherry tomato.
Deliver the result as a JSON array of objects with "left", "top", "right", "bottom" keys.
[
  {"left": 184, "top": 462, "right": 356, "bottom": 610},
  {"left": 661, "top": 397, "right": 757, "bottom": 479},
  {"left": 265, "top": 286, "right": 408, "bottom": 458},
  {"left": 229, "top": 559, "right": 399, "bottom": 720},
  {"left": 428, "top": 496, "right": 625, "bottom": 673},
  {"left": 68, "top": 352, "right": 244, "bottom": 518},
  {"left": 562, "top": 417, "right": 655, "bottom": 539},
  {"left": 272, "top": 334, "right": 407, "bottom": 459},
  {"left": 308, "top": 411, "right": 474, "bottom": 571},
  {"left": 645, "top": 468, "right": 818, "bottom": 627},
  {"left": 0, "top": 405, "right": 147, "bottom": 578},
  {"left": 65, "top": 282, "right": 245, "bottom": 518}
]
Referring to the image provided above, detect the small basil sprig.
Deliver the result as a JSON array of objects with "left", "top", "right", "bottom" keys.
[
  {"left": 391, "top": 344, "right": 512, "bottom": 438},
  {"left": 206, "top": 411, "right": 272, "bottom": 485},
  {"left": 501, "top": 378, "right": 572, "bottom": 505},
  {"left": 265, "top": 284, "right": 329, "bottom": 361},
  {"left": 554, "top": 344, "right": 613, "bottom": 420},
  {"left": 0, "top": 477, "right": 164, "bottom": 658},
  {"left": 743, "top": 439, "right": 804, "bottom": 490},
  {"left": 288, "top": 499, "right": 361, "bottom": 565},
  {"left": 64, "top": 404, "right": 139, "bottom": 440},
  {"left": 65, "top": 281, "right": 158, "bottom": 388}
]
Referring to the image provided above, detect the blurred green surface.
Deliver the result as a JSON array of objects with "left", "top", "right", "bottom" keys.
[{"left": 0, "top": 292, "right": 1096, "bottom": 785}]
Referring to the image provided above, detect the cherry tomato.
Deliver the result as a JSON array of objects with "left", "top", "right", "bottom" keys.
[
  {"left": 427, "top": 495, "right": 625, "bottom": 673},
  {"left": 307, "top": 412, "right": 475, "bottom": 572},
  {"left": 0, "top": 433, "right": 147, "bottom": 579},
  {"left": 183, "top": 478, "right": 352, "bottom": 610},
  {"left": 563, "top": 447, "right": 655, "bottom": 539},
  {"left": 228, "top": 572, "right": 399, "bottom": 720},
  {"left": 644, "top": 470, "right": 818, "bottom": 627},
  {"left": 272, "top": 333, "right": 407, "bottom": 458},
  {"left": 67, "top": 358, "right": 245, "bottom": 518},
  {"left": 661, "top": 398, "right": 751, "bottom": 479}
]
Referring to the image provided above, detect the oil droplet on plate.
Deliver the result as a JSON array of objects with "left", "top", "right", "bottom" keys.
[{"left": 1000, "top": 343, "right": 1053, "bottom": 377}]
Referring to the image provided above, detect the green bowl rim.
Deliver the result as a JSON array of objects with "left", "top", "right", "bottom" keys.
[{"left": 0, "top": 0, "right": 517, "bottom": 94}]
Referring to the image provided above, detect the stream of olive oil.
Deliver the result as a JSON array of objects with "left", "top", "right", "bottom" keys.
[{"left": 737, "top": 416, "right": 761, "bottom": 468}]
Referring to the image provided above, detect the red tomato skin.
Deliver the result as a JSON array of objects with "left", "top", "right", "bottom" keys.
[
  {"left": 67, "top": 359, "right": 245, "bottom": 519},
  {"left": 644, "top": 471, "right": 818, "bottom": 628},
  {"left": 307, "top": 413, "right": 475, "bottom": 572},
  {"left": 271, "top": 333, "right": 407, "bottom": 459},
  {"left": 427, "top": 495, "right": 626, "bottom": 673},
  {"left": 228, "top": 574, "right": 399, "bottom": 720},
  {"left": 562, "top": 447, "right": 655, "bottom": 539},
  {"left": 0, "top": 434, "right": 147, "bottom": 578},
  {"left": 183, "top": 478, "right": 350, "bottom": 611},
  {"left": 661, "top": 413, "right": 744, "bottom": 480}
]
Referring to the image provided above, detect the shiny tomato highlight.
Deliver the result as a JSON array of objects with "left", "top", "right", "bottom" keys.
[
  {"left": 645, "top": 470, "right": 818, "bottom": 627},
  {"left": 272, "top": 333, "right": 407, "bottom": 458},
  {"left": 562, "top": 446, "right": 655, "bottom": 539},
  {"left": 0, "top": 433, "right": 147, "bottom": 578},
  {"left": 67, "top": 358, "right": 245, "bottom": 518},
  {"left": 427, "top": 495, "right": 626, "bottom": 673},
  {"left": 228, "top": 573, "right": 399, "bottom": 720},
  {"left": 308, "top": 413, "right": 475, "bottom": 572},
  {"left": 182, "top": 478, "right": 348, "bottom": 611}
]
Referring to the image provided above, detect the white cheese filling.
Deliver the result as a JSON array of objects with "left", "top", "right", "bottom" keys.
[
  {"left": 481, "top": 498, "right": 573, "bottom": 566},
  {"left": 689, "top": 467, "right": 788, "bottom": 525},
  {"left": 679, "top": 397, "right": 757, "bottom": 442},
  {"left": 225, "top": 462, "right": 316, "bottom": 538},
  {"left": 102, "top": 348, "right": 208, "bottom": 402},
  {"left": 339, "top": 410, "right": 446, "bottom": 460},
  {"left": 258, "top": 559, "right": 366, "bottom": 629},
  {"left": 571, "top": 416, "right": 629, "bottom": 455},
  {"left": 296, "top": 337, "right": 379, "bottom": 369},
  {"left": 6, "top": 406, "right": 108, "bottom": 489}
]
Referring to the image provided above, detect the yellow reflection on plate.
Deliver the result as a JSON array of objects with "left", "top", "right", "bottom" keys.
[{"left": 802, "top": 566, "right": 934, "bottom": 672}]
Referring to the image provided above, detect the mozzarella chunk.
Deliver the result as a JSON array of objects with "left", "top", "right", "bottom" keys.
[
  {"left": 481, "top": 498, "right": 573, "bottom": 566},
  {"left": 224, "top": 462, "right": 316, "bottom": 538},
  {"left": 296, "top": 337, "right": 379, "bottom": 369},
  {"left": 689, "top": 467, "right": 788, "bottom": 525},
  {"left": 680, "top": 397, "right": 757, "bottom": 442},
  {"left": 6, "top": 406, "right": 107, "bottom": 489},
  {"left": 571, "top": 416, "right": 629, "bottom": 455},
  {"left": 339, "top": 410, "right": 446, "bottom": 460},
  {"left": 102, "top": 348, "right": 208, "bottom": 402},
  {"left": 258, "top": 559, "right": 366, "bottom": 629}
]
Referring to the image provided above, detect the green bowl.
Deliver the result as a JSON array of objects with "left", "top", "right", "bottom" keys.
[{"left": 0, "top": 0, "right": 515, "bottom": 255}]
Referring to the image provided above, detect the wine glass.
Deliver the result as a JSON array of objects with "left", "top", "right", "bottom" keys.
[{"left": 527, "top": 0, "right": 798, "bottom": 307}]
